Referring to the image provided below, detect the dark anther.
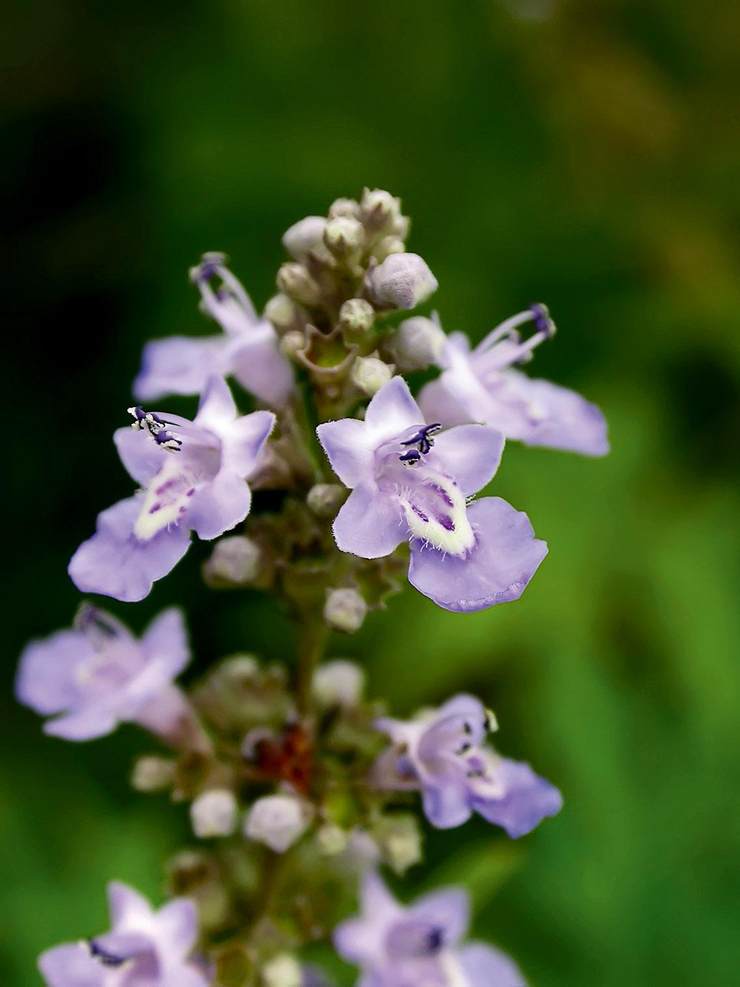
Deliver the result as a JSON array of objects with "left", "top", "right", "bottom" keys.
[
  {"left": 529, "top": 302, "right": 554, "bottom": 339},
  {"left": 89, "top": 940, "right": 127, "bottom": 967},
  {"left": 401, "top": 423, "right": 442, "bottom": 455},
  {"left": 399, "top": 449, "right": 422, "bottom": 465},
  {"left": 426, "top": 927, "right": 445, "bottom": 953},
  {"left": 463, "top": 721, "right": 472, "bottom": 735}
]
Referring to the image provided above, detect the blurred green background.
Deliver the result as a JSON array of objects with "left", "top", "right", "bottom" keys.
[{"left": 3, "top": 1, "right": 739, "bottom": 984}]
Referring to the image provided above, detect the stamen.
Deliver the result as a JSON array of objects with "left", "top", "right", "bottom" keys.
[
  {"left": 530, "top": 302, "right": 556, "bottom": 339},
  {"left": 88, "top": 940, "right": 127, "bottom": 968},
  {"left": 74, "top": 605, "right": 120, "bottom": 642},
  {"left": 400, "top": 423, "right": 442, "bottom": 455},
  {"left": 127, "top": 406, "right": 182, "bottom": 452}
]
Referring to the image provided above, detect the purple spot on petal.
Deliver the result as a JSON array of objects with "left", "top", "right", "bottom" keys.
[
  {"left": 431, "top": 485, "right": 454, "bottom": 508},
  {"left": 412, "top": 505, "right": 429, "bottom": 523},
  {"left": 149, "top": 503, "right": 162, "bottom": 514},
  {"left": 437, "top": 515, "right": 455, "bottom": 531}
]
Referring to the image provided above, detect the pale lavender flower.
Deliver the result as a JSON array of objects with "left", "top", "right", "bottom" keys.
[
  {"left": 38, "top": 881, "right": 208, "bottom": 987},
  {"left": 374, "top": 694, "right": 562, "bottom": 836},
  {"left": 334, "top": 871, "right": 525, "bottom": 987},
  {"left": 316, "top": 376, "right": 547, "bottom": 613},
  {"left": 15, "top": 605, "right": 204, "bottom": 745},
  {"left": 69, "top": 376, "right": 275, "bottom": 602},
  {"left": 134, "top": 253, "right": 293, "bottom": 408},
  {"left": 419, "top": 305, "right": 609, "bottom": 456}
]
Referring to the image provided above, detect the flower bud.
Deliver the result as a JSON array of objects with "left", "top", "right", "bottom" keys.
[
  {"left": 277, "top": 262, "right": 321, "bottom": 307},
  {"left": 323, "top": 216, "right": 365, "bottom": 259},
  {"left": 190, "top": 789, "right": 239, "bottom": 839},
  {"left": 282, "top": 216, "right": 327, "bottom": 260},
  {"left": 372, "top": 235, "right": 406, "bottom": 262},
  {"left": 324, "top": 588, "right": 367, "bottom": 633},
  {"left": 316, "top": 823, "right": 349, "bottom": 856},
  {"left": 312, "top": 659, "right": 365, "bottom": 708},
  {"left": 390, "top": 315, "right": 447, "bottom": 371},
  {"left": 204, "top": 535, "right": 262, "bottom": 586},
  {"left": 280, "top": 329, "right": 307, "bottom": 360},
  {"left": 244, "top": 794, "right": 312, "bottom": 853},
  {"left": 262, "top": 954, "right": 303, "bottom": 987},
  {"left": 360, "top": 188, "right": 405, "bottom": 235},
  {"left": 329, "top": 197, "right": 360, "bottom": 220},
  {"left": 264, "top": 292, "right": 299, "bottom": 330},
  {"left": 350, "top": 355, "right": 393, "bottom": 397},
  {"left": 365, "top": 253, "right": 438, "bottom": 310},
  {"left": 338, "top": 297, "right": 375, "bottom": 336},
  {"left": 131, "top": 755, "right": 175, "bottom": 792},
  {"left": 306, "top": 483, "right": 347, "bottom": 519},
  {"left": 374, "top": 813, "right": 423, "bottom": 875}
]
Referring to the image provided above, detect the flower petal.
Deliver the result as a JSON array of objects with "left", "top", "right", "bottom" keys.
[
  {"left": 16, "top": 629, "right": 90, "bottom": 715},
  {"left": 154, "top": 898, "right": 198, "bottom": 958},
  {"left": 194, "top": 375, "right": 238, "bottom": 432},
  {"left": 364, "top": 376, "right": 424, "bottom": 440},
  {"left": 407, "top": 497, "right": 547, "bottom": 613},
  {"left": 473, "top": 756, "right": 563, "bottom": 837},
  {"left": 457, "top": 942, "right": 525, "bottom": 987},
  {"left": 108, "top": 880, "right": 154, "bottom": 929},
  {"left": 430, "top": 425, "right": 505, "bottom": 496},
  {"left": 421, "top": 779, "right": 473, "bottom": 829},
  {"left": 334, "top": 871, "right": 401, "bottom": 968},
  {"left": 228, "top": 321, "right": 294, "bottom": 407},
  {"left": 134, "top": 335, "right": 230, "bottom": 402},
  {"left": 141, "top": 607, "right": 190, "bottom": 678},
  {"left": 187, "top": 469, "right": 251, "bottom": 541},
  {"left": 481, "top": 369, "right": 609, "bottom": 456},
  {"left": 38, "top": 943, "right": 105, "bottom": 987},
  {"left": 333, "top": 484, "right": 405, "bottom": 559},
  {"left": 114, "top": 426, "right": 168, "bottom": 486},
  {"left": 221, "top": 409, "right": 275, "bottom": 478},
  {"left": 316, "top": 418, "right": 374, "bottom": 488},
  {"left": 44, "top": 706, "right": 118, "bottom": 741},
  {"left": 418, "top": 375, "right": 476, "bottom": 428},
  {"left": 409, "top": 887, "right": 469, "bottom": 945},
  {"left": 68, "top": 496, "right": 191, "bottom": 603},
  {"left": 418, "top": 694, "right": 488, "bottom": 762}
]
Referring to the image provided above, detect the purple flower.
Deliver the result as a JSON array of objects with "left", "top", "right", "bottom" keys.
[
  {"left": 316, "top": 376, "right": 547, "bottom": 612},
  {"left": 419, "top": 305, "right": 609, "bottom": 456},
  {"left": 134, "top": 253, "right": 293, "bottom": 408},
  {"left": 38, "top": 881, "right": 209, "bottom": 987},
  {"left": 15, "top": 605, "right": 207, "bottom": 747},
  {"left": 334, "top": 871, "right": 525, "bottom": 987},
  {"left": 69, "top": 376, "right": 275, "bottom": 602},
  {"left": 373, "top": 694, "right": 562, "bottom": 836}
]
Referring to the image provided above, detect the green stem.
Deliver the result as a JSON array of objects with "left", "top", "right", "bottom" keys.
[{"left": 296, "top": 614, "right": 329, "bottom": 717}]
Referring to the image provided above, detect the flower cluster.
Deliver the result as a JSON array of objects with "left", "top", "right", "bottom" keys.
[{"left": 18, "top": 189, "right": 607, "bottom": 985}]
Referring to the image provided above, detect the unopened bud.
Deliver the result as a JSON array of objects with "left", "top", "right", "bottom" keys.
[
  {"left": 244, "top": 794, "right": 312, "bottom": 853},
  {"left": 312, "top": 659, "right": 365, "bottom": 708},
  {"left": 306, "top": 483, "right": 347, "bottom": 519},
  {"left": 324, "top": 216, "right": 365, "bottom": 258},
  {"left": 360, "top": 188, "right": 406, "bottom": 235},
  {"left": 204, "top": 536, "right": 261, "bottom": 585},
  {"left": 282, "top": 216, "right": 327, "bottom": 260},
  {"left": 264, "top": 292, "right": 299, "bottom": 330},
  {"left": 280, "top": 330, "right": 306, "bottom": 360},
  {"left": 372, "top": 235, "right": 406, "bottom": 262},
  {"left": 316, "top": 823, "right": 349, "bottom": 856},
  {"left": 329, "top": 197, "right": 361, "bottom": 220},
  {"left": 374, "top": 814, "right": 423, "bottom": 875},
  {"left": 261, "top": 954, "right": 302, "bottom": 987},
  {"left": 131, "top": 755, "right": 175, "bottom": 792},
  {"left": 338, "top": 297, "right": 375, "bottom": 336},
  {"left": 351, "top": 355, "right": 393, "bottom": 397},
  {"left": 190, "top": 789, "right": 239, "bottom": 839},
  {"left": 324, "top": 588, "right": 367, "bottom": 633},
  {"left": 277, "top": 262, "right": 321, "bottom": 307},
  {"left": 366, "top": 253, "right": 438, "bottom": 310},
  {"left": 390, "top": 315, "right": 447, "bottom": 371}
]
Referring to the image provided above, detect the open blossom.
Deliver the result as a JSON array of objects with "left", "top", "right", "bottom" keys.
[
  {"left": 334, "top": 871, "right": 524, "bottom": 987},
  {"left": 15, "top": 605, "right": 201, "bottom": 744},
  {"left": 374, "top": 694, "right": 562, "bottom": 836},
  {"left": 419, "top": 304, "right": 609, "bottom": 456},
  {"left": 69, "top": 376, "right": 275, "bottom": 602},
  {"left": 38, "top": 881, "right": 209, "bottom": 987},
  {"left": 134, "top": 253, "right": 293, "bottom": 408},
  {"left": 316, "top": 376, "right": 547, "bottom": 612}
]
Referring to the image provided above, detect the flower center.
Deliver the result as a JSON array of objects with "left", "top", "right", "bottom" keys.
[{"left": 376, "top": 424, "right": 475, "bottom": 558}]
